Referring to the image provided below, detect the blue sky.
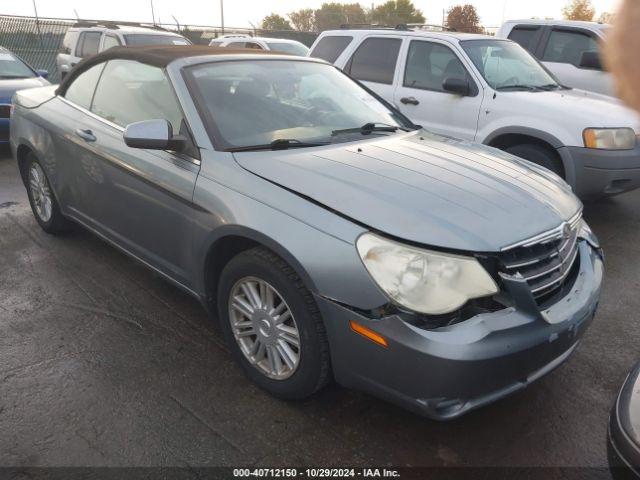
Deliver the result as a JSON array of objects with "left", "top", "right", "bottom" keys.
[{"left": 8, "top": 0, "right": 622, "bottom": 29}]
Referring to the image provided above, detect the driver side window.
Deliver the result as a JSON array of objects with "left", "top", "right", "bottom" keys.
[
  {"left": 542, "top": 29, "right": 599, "bottom": 67},
  {"left": 404, "top": 41, "right": 471, "bottom": 93},
  {"left": 90, "top": 59, "right": 184, "bottom": 134}
]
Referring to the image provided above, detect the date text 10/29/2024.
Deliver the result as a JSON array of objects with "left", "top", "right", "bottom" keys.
[{"left": 233, "top": 469, "right": 401, "bottom": 478}]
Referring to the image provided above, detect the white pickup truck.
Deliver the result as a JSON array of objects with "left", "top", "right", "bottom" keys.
[
  {"left": 496, "top": 20, "right": 611, "bottom": 97},
  {"left": 310, "top": 27, "right": 640, "bottom": 199}
]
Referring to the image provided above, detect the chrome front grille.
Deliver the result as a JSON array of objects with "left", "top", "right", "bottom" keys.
[{"left": 497, "top": 211, "right": 582, "bottom": 304}]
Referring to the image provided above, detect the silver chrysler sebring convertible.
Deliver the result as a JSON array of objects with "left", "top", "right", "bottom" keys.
[{"left": 10, "top": 46, "right": 603, "bottom": 419}]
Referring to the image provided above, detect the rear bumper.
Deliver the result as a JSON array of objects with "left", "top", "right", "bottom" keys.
[
  {"left": 317, "top": 241, "right": 603, "bottom": 420},
  {"left": 559, "top": 145, "right": 640, "bottom": 199}
]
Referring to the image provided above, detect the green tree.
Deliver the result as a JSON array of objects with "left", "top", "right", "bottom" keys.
[
  {"left": 562, "top": 0, "right": 595, "bottom": 21},
  {"left": 370, "top": 0, "right": 425, "bottom": 26},
  {"left": 261, "top": 13, "right": 293, "bottom": 31},
  {"left": 289, "top": 8, "right": 316, "bottom": 31},
  {"left": 446, "top": 4, "right": 483, "bottom": 33},
  {"left": 314, "top": 2, "right": 367, "bottom": 31}
]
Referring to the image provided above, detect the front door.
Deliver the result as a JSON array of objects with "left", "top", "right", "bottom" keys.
[
  {"left": 393, "top": 38, "right": 484, "bottom": 141},
  {"left": 61, "top": 59, "right": 199, "bottom": 288}
]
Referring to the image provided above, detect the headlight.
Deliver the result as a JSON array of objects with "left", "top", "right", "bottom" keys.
[
  {"left": 356, "top": 233, "right": 498, "bottom": 315},
  {"left": 583, "top": 128, "right": 636, "bottom": 150}
]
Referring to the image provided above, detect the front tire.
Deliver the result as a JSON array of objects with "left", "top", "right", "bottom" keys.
[
  {"left": 25, "top": 153, "right": 72, "bottom": 234},
  {"left": 505, "top": 143, "right": 564, "bottom": 178},
  {"left": 217, "top": 247, "right": 331, "bottom": 400}
]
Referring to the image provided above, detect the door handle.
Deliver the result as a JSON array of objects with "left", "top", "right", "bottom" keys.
[
  {"left": 75, "top": 128, "right": 96, "bottom": 142},
  {"left": 400, "top": 96, "right": 420, "bottom": 106}
]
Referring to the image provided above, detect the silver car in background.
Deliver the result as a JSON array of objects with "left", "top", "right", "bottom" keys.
[
  {"left": 208, "top": 34, "right": 310, "bottom": 56},
  {"left": 10, "top": 45, "right": 603, "bottom": 419}
]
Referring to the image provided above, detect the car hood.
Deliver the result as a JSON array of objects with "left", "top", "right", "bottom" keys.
[
  {"left": 509, "top": 88, "right": 640, "bottom": 128},
  {"left": 234, "top": 131, "right": 581, "bottom": 252},
  {"left": 0, "top": 77, "right": 50, "bottom": 102}
]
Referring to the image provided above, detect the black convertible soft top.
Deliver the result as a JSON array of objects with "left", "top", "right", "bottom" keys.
[{"left": 56, "top": 44, "right": 279, "bottom": 94}]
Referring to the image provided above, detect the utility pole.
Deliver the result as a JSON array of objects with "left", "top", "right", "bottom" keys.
[
  {"left": 150, "top": 0, "right": 156, "bottom": 25},
  {"left": 32, "top": 0, "right": 43, "bottom": 48},
  {"left": 220, "top": 0, "right": 225, "bottom": 34}
]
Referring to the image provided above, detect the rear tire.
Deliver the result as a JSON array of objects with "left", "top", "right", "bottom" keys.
[
  {"left": 25, "top": 153, "right": 72, "bottom": 234},
  {"left": 505, "top": 143, "right": 564, "bottom": 178},
  {"left": 217, "top": 246, "right": 331, "bottom": 400}
]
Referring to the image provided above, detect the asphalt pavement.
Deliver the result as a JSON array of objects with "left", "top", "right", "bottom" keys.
[{"left": 0, "top": 146, "right": 638, "bottom": 474}]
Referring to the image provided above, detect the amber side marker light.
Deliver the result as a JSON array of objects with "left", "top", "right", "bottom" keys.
[{"left": 349, "top": 320, "right": 388, "bottom": 348}]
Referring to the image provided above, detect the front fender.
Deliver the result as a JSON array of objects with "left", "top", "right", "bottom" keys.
[{"left": 191, "top": 170, "right": 389, "bottom": 311}]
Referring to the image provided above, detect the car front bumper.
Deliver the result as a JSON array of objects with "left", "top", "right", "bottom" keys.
[
  {"left": 317, "top": 240, "right": 603, "bottom": 420},
  {"left": 608, "top": 362, "right": 640, "bottom": 479},
  {"left": 559, "top": 145, "right": 640, "bottom": 199}
]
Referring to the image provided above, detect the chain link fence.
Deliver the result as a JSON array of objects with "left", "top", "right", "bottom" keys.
[
  {"left": 0, "top": 15, "right": 318, "bottom": 83},
  {"left": 0, "top": 15, "right": 73, "bottom": 83}
]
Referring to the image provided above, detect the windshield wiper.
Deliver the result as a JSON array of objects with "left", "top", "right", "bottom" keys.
[
  {"left": 331, "top": 122, "right": 411, "bottom": 137},
  {"left": 226, "top": 138, "right": 330, "bottom": 152},
  {"left": 537, "top": 83, "right": 561, "bottom": 91},
  {"left": 495, "top": 84, "right": 542, "bottom": 92},
  {"left": 0, "top": 75, "right": 31, "bottom": 79}
]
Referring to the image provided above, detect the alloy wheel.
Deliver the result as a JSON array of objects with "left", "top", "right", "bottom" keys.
[
  {"left": 28, "top": 162, "right": 53, "bottom": 222},
  {"left": 228, "top": 276, "right": 301, "bottom": 380}
]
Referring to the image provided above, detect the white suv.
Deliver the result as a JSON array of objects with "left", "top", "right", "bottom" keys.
[
  {"left": 56, "top": 22, "right": 191, "bottom": 80},
  {"left": 209, "top": 35, "right": 309, "bottom": 56},
  {"left": 310, "top": 27, "right": 640, "bottom": 199},
  {"left": 497, "top": 20, "right": 611, "bottom": 97}
]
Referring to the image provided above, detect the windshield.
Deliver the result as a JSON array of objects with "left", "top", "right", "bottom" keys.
[
  {"left": 124, "top": 34, "right": 191, "bottom": 46},
  {"left": 187, "top": 60, "right": 409, "bottom": 150},
  {"left": 266, "top": 41, "right": 310, "bottom": 56},
  {"left": 461, "top": 40, "right": 559, "bottom": 91},
  {"left": 0, "top": 50, "right": 35, "bottom": 79}
]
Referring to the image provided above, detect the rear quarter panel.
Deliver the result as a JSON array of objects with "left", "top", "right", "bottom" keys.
[{"left": 11, "top": 92, "right": 77, "bottom": 212}]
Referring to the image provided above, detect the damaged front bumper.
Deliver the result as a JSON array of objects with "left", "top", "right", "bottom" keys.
[{"left": 316, "top": 240, "right": 603, "bottom": 420}]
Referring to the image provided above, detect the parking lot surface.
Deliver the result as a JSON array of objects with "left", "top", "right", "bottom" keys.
[{"left": 0, "top": 146, "right": 638, "bottom": 472}]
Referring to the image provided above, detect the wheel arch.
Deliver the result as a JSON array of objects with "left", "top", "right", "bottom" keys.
[
  {"left": 483, "top": 127, "right": 567, "bottom": 178},
  {"left": 201, "top": 225, "right": 319, "bottom": 314},
  {"left": 15, "top": 140, "right": 37, "bottom": 185}
]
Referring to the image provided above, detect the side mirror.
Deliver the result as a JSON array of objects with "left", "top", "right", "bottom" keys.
[
  {"left": 579, "top": 51, "right": 603, "bottom": 70},
  {"left": 442, "top": 77, "right": 471, "bottom": 96},
  {"left": 123, "top": 119, "right": 185, "bottom": 151},
  {"left": 35, "top": 69, "right": 49, "bottom": 79}
]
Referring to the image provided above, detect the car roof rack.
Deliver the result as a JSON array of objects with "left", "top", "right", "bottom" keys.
[
  {"left": 339, "top": 23, "right": 454, "bottom": 32},
  {"left": 71, "top": 20, "right": 170, "bottom": 32},
  {"left": 402, "top": 23, "right": 455, "bottom": 32},
  {"left": 339, "top": 23, "right": 398, "bottom": 30}
]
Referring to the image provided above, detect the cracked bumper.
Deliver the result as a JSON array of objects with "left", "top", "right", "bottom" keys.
[{"left": 317, "top": 241, "right": 603, "bottom": 420}]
